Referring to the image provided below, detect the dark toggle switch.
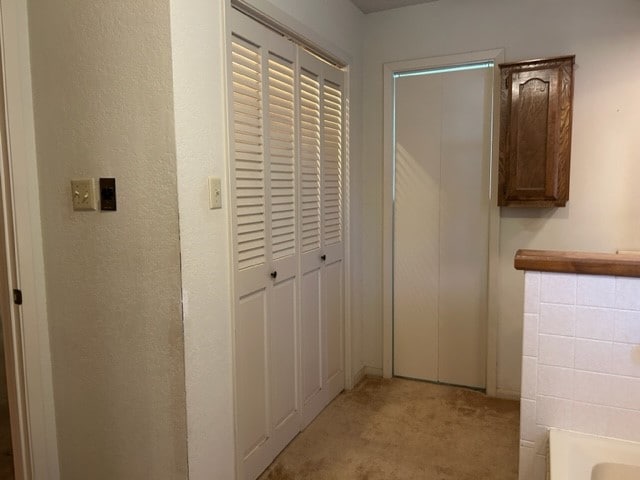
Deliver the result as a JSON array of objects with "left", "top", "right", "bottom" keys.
[{"left": 100, "top": 178, "right": 117, "bottom": 211}]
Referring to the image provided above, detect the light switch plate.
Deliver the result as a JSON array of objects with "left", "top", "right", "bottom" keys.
[
  {"left": 70, "top": 179, "right": 97, "bottom": 211},
  {"left": 208, "top": 177, "right": 222, "bottom": 209}
]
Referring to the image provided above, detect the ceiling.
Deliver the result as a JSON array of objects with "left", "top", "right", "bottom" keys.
[{"left": 350, "top": 0, "right": 438, "bottom": 14}]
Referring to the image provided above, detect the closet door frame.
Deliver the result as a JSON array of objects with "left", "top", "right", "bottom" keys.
[{"left": 381, "top": 49, "right": 504, "bottom": 395}]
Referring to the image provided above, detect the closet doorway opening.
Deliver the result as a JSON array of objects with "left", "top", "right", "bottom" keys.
[{"left": 382, "top": 50, "right": 503, "bottom": 394}]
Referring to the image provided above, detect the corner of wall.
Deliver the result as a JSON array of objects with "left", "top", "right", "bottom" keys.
[{"left": 169, "top": 0, "right": 236, "bottom": 477}]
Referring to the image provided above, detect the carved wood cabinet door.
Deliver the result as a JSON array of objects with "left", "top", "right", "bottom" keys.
[{"left": 498, "top": 56, "right": 575, "bottom": 207}]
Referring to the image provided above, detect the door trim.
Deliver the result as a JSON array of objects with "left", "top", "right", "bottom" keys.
[
  {"left": 0, "top": 1, "right": 60, "bottom": 478},
  {"left": 382, "top": 49, "right": 504, "bottom": 396}
]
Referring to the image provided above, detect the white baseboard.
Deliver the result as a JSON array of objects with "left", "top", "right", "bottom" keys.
[
  {"left": 496, "top": 388, "right": 520, "bottom": 400},
  {"left": 364, "top": 366, "right": 383, "bottom": 377},
  {"left": 351, "top": 365, "right": 383, "bottom": 388},
  {"left": 352, "top": 366, "right": 366, "bottom": 387}
]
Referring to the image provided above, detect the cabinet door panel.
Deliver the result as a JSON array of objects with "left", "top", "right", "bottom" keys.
[
  {"left": 508, "top": 70, "right": 559, "bottom": 199},
  {"left": 499, "top": 56, "right": 574, "bottom": 207}
]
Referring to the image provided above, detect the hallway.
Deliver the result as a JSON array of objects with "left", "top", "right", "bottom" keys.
[{"left": 260, "top": 377, "right": 519, "bottom": 480}]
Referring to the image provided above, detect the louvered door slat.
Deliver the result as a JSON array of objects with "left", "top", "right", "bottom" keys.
[
  {"left": 232, "top": 37, "right": 266, "bottom": 270},
  {"left": 268, "top": 55, "right": 296, "bottom": 260},
  {"left": 299, "top": 71, "right": 321, "bottom": 253},
  {"left": 322, "top": 81, "right": 343, "bottom": 246}
]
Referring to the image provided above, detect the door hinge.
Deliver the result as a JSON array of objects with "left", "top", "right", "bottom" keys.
[{"left": 13, "top": 289, "right": 22, "bottom": 305}]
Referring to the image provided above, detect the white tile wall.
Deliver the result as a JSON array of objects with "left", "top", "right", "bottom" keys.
[
  {"left": 614, "top": 310, "right": 640, "bottom": 343},
  {"left": 537, "top": 365, "right": 573, "bottom": 398},
  {"left": 574, "top": 338, "right": 612, "bottom": 373},
  {"left": 519, "top": 271, "right": 640, "bottom": 480},
  {"left": 539, "top": 334, "right": 574, "bottom": 367},
  {"left": 540, "top": 273, "right": 576, "bottom": 305},
  {"left": 540, "top": 303, "right": 575, "bottom": 336},
  {"left": 523, "top": 314, "right": 539, "bottom": 357},
  {"left": 576, "top": 275, "right": 616, "bottom": 307},
  {"left": 615, "top": 277, "right": 640, "bottom": 310},
  {"left": 575, "top": 306, "right": 614, "bottom": 341}
]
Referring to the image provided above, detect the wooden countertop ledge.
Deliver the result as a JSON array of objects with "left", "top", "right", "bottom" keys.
[{"left": 514, "top": 249, "right": 640, "bottom": 278}]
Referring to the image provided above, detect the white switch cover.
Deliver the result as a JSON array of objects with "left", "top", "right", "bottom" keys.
[
  {"left": 208, "top": 177, "right": 222, "bottom": 209},
  {"left": 70, "top": 179, "right": 97, "bottom": 211}
]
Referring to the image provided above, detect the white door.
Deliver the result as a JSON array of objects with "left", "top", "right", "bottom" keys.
[
  {"left": 230, "top": 11, "right": 300, "bottom": 479},
  {"left": 230, "top": 10, "right": 346, "bottom": 479},
  {"left": 298, "top": 50, "right": 345, "bottom": 427},
  {"left": 393, "top": 65, "right": 492, "bottom": 389}
]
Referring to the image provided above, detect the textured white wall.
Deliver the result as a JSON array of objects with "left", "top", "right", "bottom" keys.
[
  {"left": 28, "top": 0, "right": 188, "bottom": 478},
  {"left": 520, "top": 271, "right": 640, "bottom": 480},
  {"left": 169, "top": 0, "right": 235, "bottom": 478},
  {"left": 253, "top": 0, "right": 364, "bottom": 54},
  {"left": 171, "top": 0, "right": 363, "bottom": 477},
  {"left": 362, "top": 0, "right": 640, "bottom": 395}
]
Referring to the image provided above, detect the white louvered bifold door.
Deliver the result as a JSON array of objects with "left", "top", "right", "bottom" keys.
[
  {"left": 298, "top": 50, "right": 345, "bottom": 427},
  {"left": 230, "top": 10, "right": 300, "bottom": 480}
]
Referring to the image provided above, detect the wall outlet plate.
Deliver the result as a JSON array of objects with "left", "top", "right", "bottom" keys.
[{"left": 70, "top": 179, "right": 97, "bottom": 211}]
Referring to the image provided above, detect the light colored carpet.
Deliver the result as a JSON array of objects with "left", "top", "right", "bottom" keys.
[{"left": 259, "top": 377, "right": 520, "bottom": 480}]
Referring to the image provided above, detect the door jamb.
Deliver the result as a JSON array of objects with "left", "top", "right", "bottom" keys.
[
  {"left": 0, "top": 0, "right": 60, "bottom": 477},
  {"left": 382, "top": 49, "right": 504, "bottom": 396}
]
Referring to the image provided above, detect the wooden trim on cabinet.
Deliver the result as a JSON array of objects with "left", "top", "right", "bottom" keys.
[{"left": 514, "top": 249, "right": 640, "bottom": 278}]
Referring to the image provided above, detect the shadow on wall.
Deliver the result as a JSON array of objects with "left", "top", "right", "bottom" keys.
[{"left": 501, "top": 206, "right": 568, "bottom": 221}]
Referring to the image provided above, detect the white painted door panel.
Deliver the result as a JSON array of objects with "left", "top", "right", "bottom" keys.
[
  {"left": 231, "top": 11, "right": 300, "bottom": 480},
  {"left": 438, "top": 70, "right": 490, "bottom": 388},
  {"left": 324, "top": 259, "right": 344, "bottom": 388},
  {"left": 268, "top": 276, "right": 300, "bottom": 452},
  {"left": 270, "top": 278, "right": 297, "bottom": 428},
  {"left": 236, "top": 290, "right": 268, "bottom": 461},
  {"left": 393, "top": 75, "right": 441, "bottom": 382},
  {"left": 300, "top": 268, "right": 322, "bottom": 422},
  {"left": 231, "top": 9, "right": 346, "bottom": 479},
  {"left": 393, "top": 66, "right": 491, "bottom": 389},
  {"left": 298, "top": 49, "right": 345, "bottom": 427}
]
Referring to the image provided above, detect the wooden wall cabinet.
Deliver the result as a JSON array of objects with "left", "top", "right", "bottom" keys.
[{"left": 498, "top": 56, "right": 575, "bottom": 207}]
